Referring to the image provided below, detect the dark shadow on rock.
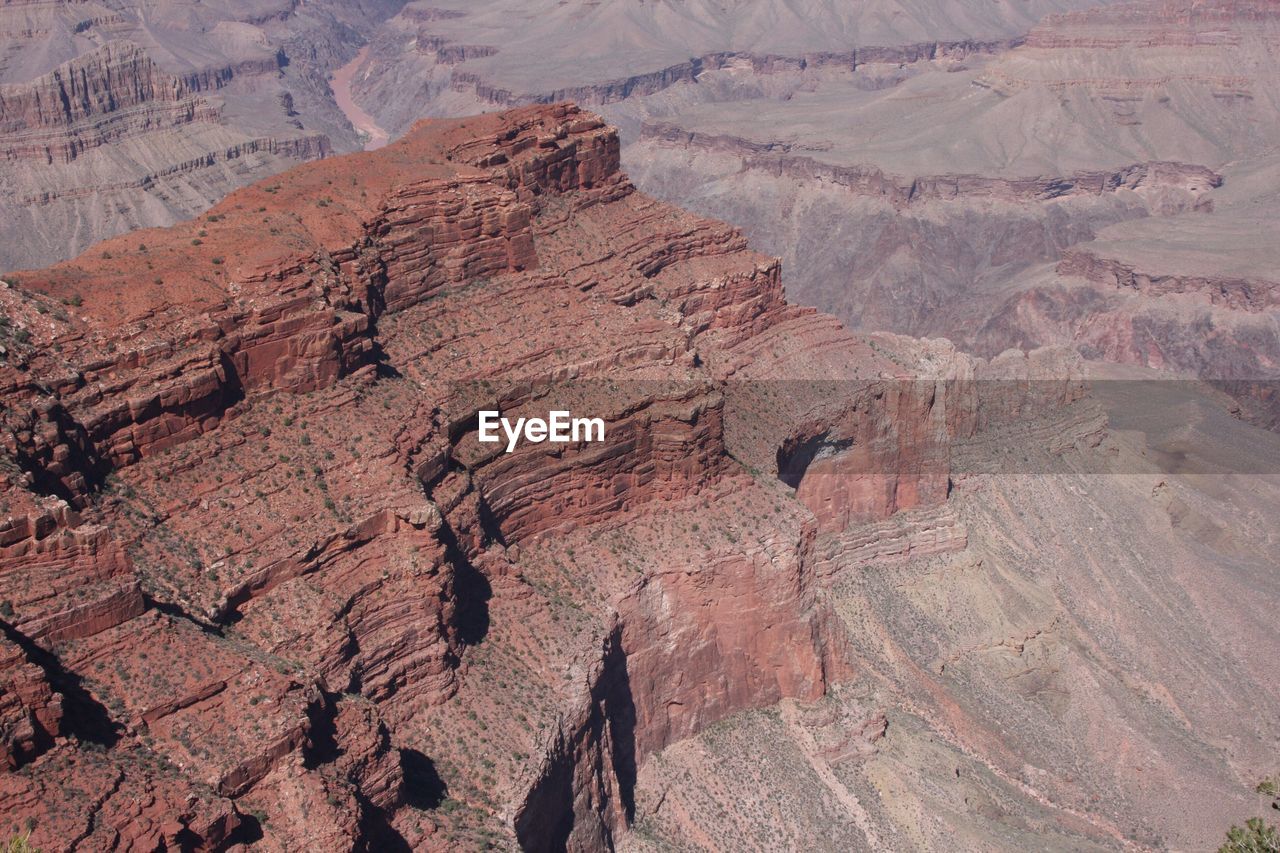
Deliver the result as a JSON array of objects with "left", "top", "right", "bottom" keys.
[
  {"left": 776, "top": 430, "right": 854, "bottom": 489},
  {"left": 477, "top": 491, "right": 508, "bottom": 549},
  {"left": 436, "top": 519, "right": 491, "bottom": 646},
  {"left": 400, "top": 748, "right": 447, "bottom": 810},
  {"left": 452, "top": 555, "right": 492, "bottom": 647},
  {"left": 11, "top": 403, "right": 110, "bottom": 505},
  {"left": 142, "top": 593, "right": 224, "bottom": 636},
  {"left": 172, "top": 827, "right": 206, "bottom": 849},
  {"left": 371, "top": 340, "right": 403, "bottom": 379},
  {"left": 224, "top": 812, "right": 264, "bottom": 846},
  {"left": 355, "top": 792, "right": 411, "bottom": 853},
  {"left": 1, "top": 620, "right": 120, "bottom": 749},
  {"left": 302, "top": 692, "right": 342, "bottom": 769},
  {"left": 602, "top": 634, "right": 638, "bottom": 823},
  {"left": 513, "top": 625, "right": 638, "bottom": 852}
]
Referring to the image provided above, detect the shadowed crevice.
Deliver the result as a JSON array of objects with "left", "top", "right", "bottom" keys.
[
  {"left": 514, "top": 624, "right": 638, "bottom": 852},
  {"left": 0, "top": 620, "right": 121, "bottom": 750},
  {"left": 776, "top": 430, "right": 855, "bottom": 488},
  {"left": 400, "top": 748, "right": 447, "bottom": 810}
]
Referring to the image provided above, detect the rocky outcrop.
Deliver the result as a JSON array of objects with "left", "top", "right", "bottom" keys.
[
  {"left": 0, "top": 634, "right": 62, "bottom": 770},
  {"left": 447, "top": 41, "right": 1021, "bottom": 108},
  {"left": 1058, "top": 247, "right": 1280, "bottom": 311},
  {"left": 15, "top": 133, "right": 333, "bottom": 207},
  {"left": 0, "top": 497, "right": 140, "bottom": 642},
  {"left": 978, "top": 0, "right": 1280, "bottom": 100},
  {"left": 0, "top": 104, "right": 1095, "bottom": 850},
  {"left": 1025, "top": 0, "right": 1280, "bottom": 48},
  {"left": 0, "top": 743, "right": 243, "bottom": 850},
  {"left": 512, "top": 485, "right": 851, "bottom": 851},
  {"left": 975, "top": 274, "right": 1280, "bottom": 427},
  {"left": 0, "top": 42, "right": 283, "bottom": 163},
  {"left": 0, "top": 0, "right": 413, "bottom": 270},
  {"left": 642, "top": 123, "right": 1221, "bottom": 210}
]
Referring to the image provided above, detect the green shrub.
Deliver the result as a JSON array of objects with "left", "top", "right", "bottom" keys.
[
  {"left": 1220, "top": 818, "right": 1280, "bottom": 853},
  {"left": 5, "top": 832, "right": 38, "bottom": 853}
]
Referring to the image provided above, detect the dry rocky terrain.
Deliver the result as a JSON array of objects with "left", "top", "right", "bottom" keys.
[
  {"left": 333, "top": 0, "right": 1280, "bottom": 425},
  {"left": 0, "top": 0, "right": 408, "bottom": 269},
  {"left": 2, "top": 1, "right": 1279, "bottom": 851},
  {"left": 0, "top": 103, "right": 1276, "bottom": 852}
]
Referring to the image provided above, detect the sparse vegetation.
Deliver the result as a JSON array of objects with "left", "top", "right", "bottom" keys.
[
  {"left": 5, "top": 832, "right": 38, "bottom": 853},
  {"left": 1219, "top": 818, "right": 1280, "bottom": 853}
]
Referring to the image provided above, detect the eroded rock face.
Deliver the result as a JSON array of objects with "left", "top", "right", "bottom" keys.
[
  {"left": 10, "top": 98, "right": 1232, "bottom": 851},
  {"left": 0, "top": 43, "right": 280, "bottom": 163},
  {"left": 0, "top": 634, "right": 61, "bottom": 771},
  {"left": 0, "top": 0, "right": 407, "bottom": 270},
  {"left": 588, "top": 0, "right": 1280, "bottom": 432},
  {"left": 2, "top": 92, "right": 1274, "bottom": 852},
  {"left": 0, "top": 103, "right": 1011, "bottom": 849}
]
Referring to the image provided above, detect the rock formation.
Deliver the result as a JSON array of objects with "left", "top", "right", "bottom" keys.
[
  {"left": 1, "top": 96, "right": 1277, "bottom": 851},
  {"left": 0, "top": 0, "right": 409, "bottom": 269},
  {"left": 0, "top": 103, "right": 987, "bottom": 849}
]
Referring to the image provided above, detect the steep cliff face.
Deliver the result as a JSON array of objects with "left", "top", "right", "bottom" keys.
[
  {"left": 2, "top": 100, "right": 1275, "bottom": 852},
  {"left": 1056, "top": 248, "right": 1280, "bottom": 312},
  {"left": 0, "top": 103, "right": 1009, "bottom": 850},
  {"left": 0, "top": 42, "right": 279, "bottom": 158},
  {"left": 0, "top": 0, "right": 409, "bottom": 270}
]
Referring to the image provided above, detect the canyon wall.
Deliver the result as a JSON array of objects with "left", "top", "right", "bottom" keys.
[
  {"left": 0, "top": 0, "right": 410, "bottom": 269},
  {"left": 0, "top": 103, "right": 1021, "bottom": 850}
]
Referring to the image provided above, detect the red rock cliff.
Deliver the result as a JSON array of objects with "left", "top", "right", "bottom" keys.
[{"left": 0, "top": 103, "right": 1077, "bottom": 850}]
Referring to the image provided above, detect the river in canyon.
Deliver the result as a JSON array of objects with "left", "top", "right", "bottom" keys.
[{"left": 330, "top": 46, "right": 390, "bottom": 151}]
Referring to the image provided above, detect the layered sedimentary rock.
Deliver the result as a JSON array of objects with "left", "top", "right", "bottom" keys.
[
  {"left": 1056, "top": 248, "right": 1280, "bottom": 312},
  {"left": 2, "top": 100, "right": 1277, "bottom": 851},
  {"left": 0, "top": 102, "right": 989, "bottom": 849},
  {"left": 0, "top": 634, "right": 61, "bottom": 771},
  {"left": 1023, "top": 0, "right": 1280, "bottom": 49},
  {"left": 346, "top": 0, "right": 1111, "bottom": 135},
  {"left": 0, "top": 0, "right": 409, "bottom": 269},
  {"left": 603, "top": 0, "right": 1280, "bottom": 438},
  {"left": 0, "top": 43, "right": 284, "bottom": 163},
  {"left": 639, "top": 124, "right": 1221, "bottom": 210}
]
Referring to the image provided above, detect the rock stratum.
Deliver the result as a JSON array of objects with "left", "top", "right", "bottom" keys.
[
  {"left": 0, "top": 0, "right": 410, "bottom": 270},
  {"left": 608, "top": 0, "right": 1280, "bottom": 424},
  {"left": 5, "top": 0, "right": 1279, "bottom": 426},
  {"left": 0, "top": 104, "right": 1277, "bottom": 851},
  {"left": 0, "top": 0, "right": 1115, "bottom": 271},
  {"left": 202, "top": 0, "right": 1271, "bottom": 432}
]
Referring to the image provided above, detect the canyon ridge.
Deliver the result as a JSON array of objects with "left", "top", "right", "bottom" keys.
[
  {"left": 2, "top": 1, "right": 1279, "bottom": 851},
  {"left": 0, "top": 101, "right": 1276, "bottom": 852}
]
